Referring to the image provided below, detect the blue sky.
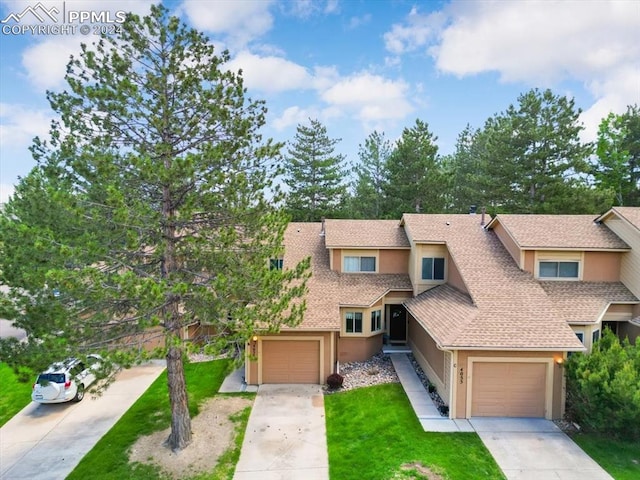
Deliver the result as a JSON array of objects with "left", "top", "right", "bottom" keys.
[{"left": 1, "top": 0, "right": 639, "bottom": 203}]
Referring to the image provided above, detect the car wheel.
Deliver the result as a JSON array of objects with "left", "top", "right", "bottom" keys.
[{"left": 73, "top": 384, "right": 85, "bottom": 402}]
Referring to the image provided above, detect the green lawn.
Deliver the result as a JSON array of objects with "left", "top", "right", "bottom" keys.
[
  {"left": 67, "top": 359, "right": 253, "bottom": 480},
  {"left": 571, "top": 433, "right": 640, "bottom": 480},
  {"left": 325, "top": 383, "right": 505, "bottom": 480},
  {"left": 0, "top": 362, "right": 34, "bottom": 427}
]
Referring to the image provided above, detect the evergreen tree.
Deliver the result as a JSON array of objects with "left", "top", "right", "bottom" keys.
[
  {"left": 283, "top": 119, "right": 347, "bottom": 221},
  {"left": 0, "top": 5, "right": 309, "bottom": 452},
  {"left": 593, "top": 105, "right": 640, "bottom": 206},
  {"left": 385, "top": 119, "right": 444, "bottom": 216},
  {"left": 350, "top": 131, "right": 391, "bottom": 218},
  {"left": 479, "top": 88, "right": 602, "bottom": 213}
]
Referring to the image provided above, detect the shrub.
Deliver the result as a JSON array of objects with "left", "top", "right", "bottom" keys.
[
  {"left": 564, "top": 329, "right": 640, "bottom": 440},
  {"left": 327, "top": 373, "right": 344, "bottom": 389}
]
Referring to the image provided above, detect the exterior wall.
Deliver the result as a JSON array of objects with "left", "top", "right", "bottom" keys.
[
  {"left": 492, "top": 222, "right": 523, "bottom": 268},
  {"left": 333, "top": 247, "right": 409, "bottom": 273},
  {"left": 414, "top": 244, "right": 448, "bottom": 294},
  {"left": 523, "top": 250, "right": 535, "bottom": 274},
  {"left": 453, "top": 350, "right": 564, "bottom": 420},
  {"left": 583, "top": 251, "right": 622, "bottom": 282},
  {"left": 379, "top": 249, "right": 410, "bottom": 274},
  {"left": 332, "top": 249, "right": 340, "bottom": 271},
  {"left": 534, "top": 251, "right": 583, "bottom": 279},
  {"left": 407, "top": 314, "right": 446, "bottom": 392},
  {"left": 245, "top": 331, "right": 334, "bottom": 385},
  {"left": 338, "top": 334, "right": 383, "bottom": 363},
  {"left": 603, "top": 216, "right": 640, "bottom": 298},
  {"left": 446, "top": 252, "right": 468, "bottom": 294},
  {"left": 602, "top": 303, "right": 634, "bottom": 320}
]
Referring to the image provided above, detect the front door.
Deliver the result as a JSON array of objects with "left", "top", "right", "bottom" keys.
[{"left": 389, "top": 305, "right": 407, "bottom": 343}]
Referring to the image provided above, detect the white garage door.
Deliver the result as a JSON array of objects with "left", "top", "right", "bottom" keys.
[
  {"left": 471, "top": 362, "right": 546, "bottom": 417},
  {"left": 262, "top": 340, "right": 320, "bottom": 384}
]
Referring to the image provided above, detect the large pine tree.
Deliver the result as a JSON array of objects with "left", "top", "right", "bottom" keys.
[
  {"left": 350, "top": 131, "right": 392, "bottom": 219},
  {"left": 385, "top": 119, "right": 445, "bottom": 216},
  {"left": 283, "top": 119, "right": 347, "bottom": 221},
  {"left": 0, "top": 5, "right": 309, "bottom": 451}
]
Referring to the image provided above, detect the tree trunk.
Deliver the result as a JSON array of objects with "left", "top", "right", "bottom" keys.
[{"left": 165, "top": 340, "right": 192, "bottom": 451}]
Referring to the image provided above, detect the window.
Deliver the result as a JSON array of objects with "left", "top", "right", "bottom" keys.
[
  {"left": 345, "top": 312, "right": 363, "bottom": 333},
  {"left": 270, "top": 258, "right": 283, "bottom": 270},
  {"left": 575, "top": 332, "right": 584, "bottom": 344},
  {"left": 344, "top": 256, "right": 376, "bottom": 272},
  {"left": 539, "top": 261, "right": 579, "bottom": 279},
  {"left": 371, "top": 310, "right": 382, "bottom": 332},
  {"left": 592, "top": 329, "right": 600, "bottom": 345},
  {"left": 422, "top": 257, "right": 445, "bottom": 280}
]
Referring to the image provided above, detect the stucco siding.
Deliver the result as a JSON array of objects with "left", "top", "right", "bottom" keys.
[
  {"left": 338, "top": 334, "right": 382, "bottom": 363},
  {"left": 492, "top": 221, "right": 523, "bottom": 268},
  {"left": 446, "top": 252, "right": 468, "bottom": 294},
  {"left": 379, "top": 249, "right": 410, "bottom": 274},
  {"left": 583, "top": 251, "right": 622, "bottom": 282}
]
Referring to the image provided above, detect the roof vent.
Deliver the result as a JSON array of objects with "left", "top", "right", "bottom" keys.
[{"left": 320, "top": 216, "right": 326, "bottom": 237}]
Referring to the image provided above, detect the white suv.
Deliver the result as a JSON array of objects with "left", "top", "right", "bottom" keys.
[{"left": 31, "top": 355, "right": 102, "bottom": 403}]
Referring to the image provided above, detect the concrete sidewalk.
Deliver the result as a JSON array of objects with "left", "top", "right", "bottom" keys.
[
  {"left": 233, "top": 384, "right": 329, "bottom": 480},
  {"left": 0, "top": 361, "right": 166, "bottom": 480},
  {"left": 390, "top": 353, "right": 474, "bottom": 432}
]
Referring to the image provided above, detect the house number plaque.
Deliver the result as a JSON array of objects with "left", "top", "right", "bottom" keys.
[{"left": 459, "top": 367, "right": 464, "bottom": 384}]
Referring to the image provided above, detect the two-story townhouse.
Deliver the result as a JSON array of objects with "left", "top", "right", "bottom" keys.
[
  {"left": 485, "top": 214, "right": 639, "bottom": 351},
  {"left": 244, "top": 208, "right": 640, "bottom": 421}
]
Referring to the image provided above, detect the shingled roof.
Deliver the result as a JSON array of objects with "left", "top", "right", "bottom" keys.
[
  {"left": 401, "top": 214, "right": 585, "bottom": 350},
  {"left": 540, "top": 281, "right": 639, "bottom": 325},
  {"left": 486, "top": 214, "right": 629, "bottom": 250},
  {"left": 323, "top": 219, "right": 410, "bottom": 248},
  {"left": 596, "top": 207, "right": 640, "bottom": 231},
  {"left": 282, "top": 222, "right": 412, "bottom": 330}
]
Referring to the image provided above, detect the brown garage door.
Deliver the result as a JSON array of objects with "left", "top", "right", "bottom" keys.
[
  {"left": 262, "top": 340, "right": 320, "bottom": 384},
  {"left": 471, "top": 362, "right": 546, "bottom": 417}
]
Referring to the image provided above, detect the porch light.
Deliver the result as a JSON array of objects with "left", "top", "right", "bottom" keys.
[
  {"left": 555, "top": 357, "right": 564, "bottom": 366},
  {"left": 252, "top": 335, "right": 258, "bottom": 342}
]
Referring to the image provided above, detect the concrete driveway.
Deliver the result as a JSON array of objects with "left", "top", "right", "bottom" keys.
[
  {"left": 234, "top": 384, "right": 329, "bottom": 480},
  {"left": 470, "top": 418, "right": 613, "bottom": 480},
  {"left": 0, "top": 361, "right": 165, "bottom": 480}
]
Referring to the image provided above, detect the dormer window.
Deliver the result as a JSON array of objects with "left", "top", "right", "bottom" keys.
[
  {"left": 421, "top": 257, "right": 445, "bottom": 280},
  {"left": 344, "top": 256, "right": 376, "bottom": 273},
  {"left": 539, "top": 261, "right": 579, "bottom": 279}
]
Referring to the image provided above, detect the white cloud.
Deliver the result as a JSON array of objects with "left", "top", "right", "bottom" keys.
[
  {"left": 285, "top": 0, "right": 340, "bottom": 19},
  {"left": 226, "top": 51, "right": 312, "bottom": 93},
  {"left": 180, "top": 0, "right": 274, "bottom": 47},
  {"left": 383, "top": 6, "right": 445, "bottom": 55},
  {"left": 272, "top": 106, "right": 314, "bottom": 131},
  {"left": 0, "top": 102, "right": 52, "bottom": 151},
  {"left": 0, "top": 184, "right": 15, "bottom": 204},
  {"left": 431, "top": 1, "right": 640, "bottom": 85},
  {"left": 21, "top": 36, "right": 81, "bottom": 90},
  {"left": 385, "top": 0, "right": 640, "bottom": 143},
  {"left": 321, "top": 72, "right": 413, "bottom": 122}
]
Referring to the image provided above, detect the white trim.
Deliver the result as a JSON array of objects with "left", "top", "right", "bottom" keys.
[
  {"left": 257, "top": 335, "right": 324, "bottom": 385},
  {"left": 465, "top": 356, "right": 555, "bottom": 420}
]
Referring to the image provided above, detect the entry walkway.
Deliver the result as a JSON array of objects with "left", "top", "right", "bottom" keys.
[{"left": 389, "top": 353, "right": 474, "bottom": 432}]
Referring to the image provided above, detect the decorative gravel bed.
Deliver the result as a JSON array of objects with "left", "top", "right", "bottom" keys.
[{"left": 323, "top": 352, "right": 399, "bottom": 394}]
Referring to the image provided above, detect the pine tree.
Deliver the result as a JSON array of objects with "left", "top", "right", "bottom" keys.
[
  {"left": 350, "top": 131, "right": 391, "bottom": 218},
  {"left": 385, "top": 119, "right": 445, "bottom": 216},
  {"left": 0, "top": 5, "right": 309, "bottom": 452},
  {"left": 283, "top": 119, "right": 347, "bottom": 221}
]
